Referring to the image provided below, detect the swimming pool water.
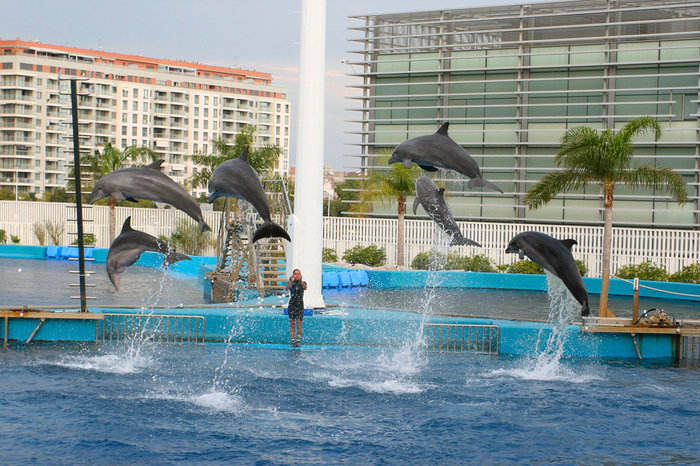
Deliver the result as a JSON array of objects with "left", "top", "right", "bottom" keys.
[{"left": 2, "top": 342, "right": 699, "bottom": 464}]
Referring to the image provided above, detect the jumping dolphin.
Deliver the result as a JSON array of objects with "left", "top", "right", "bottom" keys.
[
  {"left": 389, "top": 122, "right": 503, "bottom": 193},
  {"left": 106, "top": 216, "right": 191, "bottom": 291},
  {"left": 413, "top": 176, "right": 480, "bottom": 247},
  {"left": 206, "top": 146, "right": 290, "bottom": 243},
  {"left": 90, "top": 160, "right": 211, "bottom": 233},
  {"left": 506, "top": 231, "right": 590, "bottom": 316}
]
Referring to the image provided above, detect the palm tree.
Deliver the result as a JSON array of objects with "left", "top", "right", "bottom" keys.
[
  {"left": 357, "top": 158, "right": 420, "bottom": 267},
  {"left": 525, "top": 116, "right": 688, "bottom": 317},
  {"left": 188, "top": 125, "right": 280, "bottom": 191},
  {"left": 81, "top": 143, "right": 158, "bottom": 243}
]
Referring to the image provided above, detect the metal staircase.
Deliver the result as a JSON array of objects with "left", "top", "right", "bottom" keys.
[{"left": 205, "top": 178, "right": 292, "bottom": 302}]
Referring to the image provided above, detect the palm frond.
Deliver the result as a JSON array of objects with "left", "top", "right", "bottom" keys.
[
  {"left": 525, "top": 169, "right": 593, "bottom": 210},
  {"left": 615, "top": 116, "right": 662, "bottom": 144},
  {"left": 618, "top": 165, "right": 688, "bottom": 204}
]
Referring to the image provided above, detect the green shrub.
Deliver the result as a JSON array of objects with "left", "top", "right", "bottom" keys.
[
  {"left": 71, "top": 233, "right": 96, "bottom": 246},
  {"left": 411, "top": 251, "right": 447, "bottom": 270},
  {"left": 10, "top": 234, "right": 20, "bottom": 244},
  {"left": 463, "top": 254, "right": 498, "bottom": 273},
  {"left": 166, "top": 219, "right": 213, "bottom": 255},
  {"left": 322, "top": 247, "right": 338, "bottom": 263},
  {"left": 0, "top": 229, "right": 6, "bottom": 244},
  {"left": 342, "top": 244, "right": 386, "bottom": 267},
  {"left": 575, "top": 259, "right": 588, "bottom": 277},
  {"left": 615, "top": 261, "right": 669, "bottom": 282},
  {"left": 506, "top": 260, "right": 544, "bottom": 274},
  {"left": 669, "top": 263, "right": 700, "bottom": 284}
]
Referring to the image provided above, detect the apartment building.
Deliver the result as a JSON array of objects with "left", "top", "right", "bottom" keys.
[
  {"left": 349, "top": 0, "right": 700, "bottom": 228},
  {"left": 0, "top": 39, "right": 291, "bottom": 198}
]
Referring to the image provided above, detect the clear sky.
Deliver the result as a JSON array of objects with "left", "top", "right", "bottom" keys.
[{"left": 0, "top": 0, "right": 522, "bottom": 170}]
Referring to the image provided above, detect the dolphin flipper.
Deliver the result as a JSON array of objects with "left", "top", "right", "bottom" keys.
[
  {"left": 403, "top": 160, "right": 413, "bottom": 169},
  {"left": 468, "top": 176, "right": 504, "bottom": 194},
  {"left": 252, "top": 221, "right": 291, "bottom": 243},
  {"left": 412, "top": 197, "right": 421, "bottom": 215}
]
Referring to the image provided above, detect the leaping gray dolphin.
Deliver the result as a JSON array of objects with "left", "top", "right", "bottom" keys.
[
  {"left": 389, "top": 122, "right": 503, "bottom": 193},
  {"left": 506, "top": 231, "right": 590, "bottom": 316},
  {"left": 90, "top": 160, "right": 211, "bottom": 233},
  {"left": 413, "top": 176, "right": 480, "bottom": 247},
  {"left": 106, "top": 216, "right": 191, "bottom": 291},
  {"left": 206, "top": 147, "right": 291, "bottom": 243}
]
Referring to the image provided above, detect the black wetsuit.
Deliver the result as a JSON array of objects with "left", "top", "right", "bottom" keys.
[{"left": 288, "top": 280, "right": 306, "bottom": 321}]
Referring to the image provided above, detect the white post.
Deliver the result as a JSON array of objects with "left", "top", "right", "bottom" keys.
[{"left": 288, "top": 0, "right": 326, "bottom": 308}]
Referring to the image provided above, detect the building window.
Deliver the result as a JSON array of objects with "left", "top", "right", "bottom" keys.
[
  {"left": 122, "top": 89, "right": 128, "bottom": 97},
  {"left": 122, "top": 127, "right": 127, "bottom": 135},
  {"left": 194, "top": 107, "right": 199, "bottom": 116},
  {"left": 203, "top": 120, "right": 208, "bottom": 129},
  {"left": 203, "top": 108, "right": 209, "bottom": 117},
  {"left": 132, "top": 101, "right": 138, "bottom": 111},
  {"left": 122, "top": 100, "right": 127, "bottom": 110},
  {"left": 121, "top": 138, "right": 127, "bottom": 147},
  {"left": 194, "top": 95, "right": 200, "bottom": 104},
  {"left": 213, "top": 108, "right": 218, "bottom": 118},
  {"left": 132, "top": 127, "right": 137, "bottom": 136},
  {"left": 194, "top": 131, "right": 198, "bottom": 140},
  {"left": 132, "top": 88, "right": 138, "bottom": 98},
  {"left": 122, "top": 114, "right": 127, "bottom": 123},
  {"left": 132, "top": 114, "right": 137, "bottom": 124},
  {"left": 204, "top": 96, "right": 209, "bottom": 105},
  {"left": 142, "top": 115, "right": 148, "bottom": 124},
  {"left": 194, "top": 119, "right": 198, "bottom": 128},
  {"left": 213, "top": 97, "right": 218, "bottom": 106},
  {"left": 142, "top": 128, "right": 148, "bottom": 137},
  {"left": 143, "top": 89, "right": 149, "bottom": 99}
]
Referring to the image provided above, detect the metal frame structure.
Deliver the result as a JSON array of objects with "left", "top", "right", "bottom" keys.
[{"left": 347, "top": 0, "right": 700, "bottom": 229}]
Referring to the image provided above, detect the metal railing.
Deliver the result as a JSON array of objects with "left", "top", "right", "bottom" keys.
[
  {"left": 681, "top": 335, "right": 700, "bottom": 366},
  {"left": 100, "top": 313, "right": 205, "bottom": 343},
  {"left": 423, "top": 323, "right": 499, "bottom": 354}
]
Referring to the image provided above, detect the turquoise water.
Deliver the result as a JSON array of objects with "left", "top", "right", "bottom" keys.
[{"left": 2, "top": 342, "right": 699, "bottom": 464}]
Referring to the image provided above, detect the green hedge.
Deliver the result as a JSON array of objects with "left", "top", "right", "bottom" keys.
[
  {"left": 615, "top": 261, "right": 669, "bottom": 282},
  {"left": 411, "top": 252, "right": 497, "bottom": 272},
  {"left": 342, "top": 245, "right": 386, "bottom": 267},
  {"left": 322, "top": 247, "right": 338, "bottom": 263}
]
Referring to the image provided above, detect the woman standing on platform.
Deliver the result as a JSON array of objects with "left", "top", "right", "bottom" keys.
[{"left": 286, "top": 268, "right": 307, "bottom": 347}]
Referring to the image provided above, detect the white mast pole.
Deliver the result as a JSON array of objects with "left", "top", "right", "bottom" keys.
[{"left": 287, "top": 0, "right": 326, "bottom": 308}]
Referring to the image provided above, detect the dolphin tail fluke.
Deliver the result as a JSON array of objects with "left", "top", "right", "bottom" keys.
[
  {"left": 468, "top": 177, "right": 504, "bottom": 194},
  {"left": 199, "top": 219, "right": 212, "bottom": 233},
  {"left": 163, "top": 250, "right": 191, "bottom": 267},
  {"left": 450, "top": 235, "right": 481, "bottom": 247},
  {"left": 253, "top": 221, "right": 291, "bottom": 243},
  {"left": 580, "top": 301, "right": 590, "bottom": 317}
]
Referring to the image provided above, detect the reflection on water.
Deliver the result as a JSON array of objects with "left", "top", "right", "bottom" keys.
[{"left": 0, "top": 257, "right": 204, "bottom": 308}]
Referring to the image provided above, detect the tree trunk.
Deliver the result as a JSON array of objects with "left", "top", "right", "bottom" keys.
[
  {"left": 109, "top": 196, "right": 116, "bottom": 245},
  {"left": 599, "top": 185, "right": 614, "bottom": 317},
  {"left": 397, "top": 194, "right": 405, "bottom": 267}
]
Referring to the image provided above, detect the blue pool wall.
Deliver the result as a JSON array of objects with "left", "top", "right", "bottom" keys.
[
  {"left": 1, "top": 303, "right": 678, "bottom": 360},
  {"left": 1, "top": 244, "right": 698, "bottom": 301}
]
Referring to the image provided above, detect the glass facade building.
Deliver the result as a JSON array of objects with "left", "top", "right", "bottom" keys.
[{"left": 348, "top": 0, "right": 700, "bottom": 229}]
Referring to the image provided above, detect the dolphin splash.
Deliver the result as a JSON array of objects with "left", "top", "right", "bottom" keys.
[
  {"left": 389, "top": 122, "right": 503, "bottom": 193},
  {"left": 90, "top": 160, "right": 211, "bottom": 233},
  {"left": 506, "top": 231, "right": 590, "bottom": 316},
  {"left": 106, "top": 216, "right": 191, "bottom": 291},
  {"left": 413, "top": 176, "right": 480, "bottom": 247},
  {"left": 207, "top": 146, "right": 290, "bottom": 243}
]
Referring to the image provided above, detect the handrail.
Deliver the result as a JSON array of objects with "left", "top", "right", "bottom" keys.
[
  {"left": 611, "top": 275, "right": 700, "bottom": 299},
  {"left": 100, "top": 313, "right": 205, "bottom": 343},
  {"left": 423, "top": 323, "right": 499, "bottom": 354}
]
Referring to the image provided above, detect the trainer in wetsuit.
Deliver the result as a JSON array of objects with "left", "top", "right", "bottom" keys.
[{"left": 285, "top": 268, "right": 307, "bottom": 347}]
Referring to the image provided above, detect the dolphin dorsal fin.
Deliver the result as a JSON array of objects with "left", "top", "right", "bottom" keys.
[
  {"left": 238, "top": 146, "right": 250, "bottom": 163},
  {"left": 437, "top": 187, "right": 445, "bottom": 197},
  {"left": 145, "top": 159, "right": 165, "bottom": 171},
  {"left": 436, "top": 122, "right": 449, "bottom": 136},
  {"left": 560, "top": 239, "right": 577, "bottom": 251},
  {"left": 121, "top": 216, "right": 133, "bottom": 233}
]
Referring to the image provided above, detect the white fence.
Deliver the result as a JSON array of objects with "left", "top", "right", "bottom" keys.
[
  {"left": 1, "top": 202, "right": 698, "bottom": 277},
  {"left": 0, "top": 201, "right": 223, "bottom": 256},
  {"left": 323, "top": 217, "right": 700, "bottom": 277}
]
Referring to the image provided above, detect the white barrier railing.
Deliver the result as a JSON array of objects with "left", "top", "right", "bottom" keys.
[
  {"left": 1, "top": 201, "right": 698, "bottom": 277},
  {"left": 323, "top": 217, "right": 700, "bottom": 277},
  {"left": 0, "top": 200, "right": 222, "bottom": 256}
]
